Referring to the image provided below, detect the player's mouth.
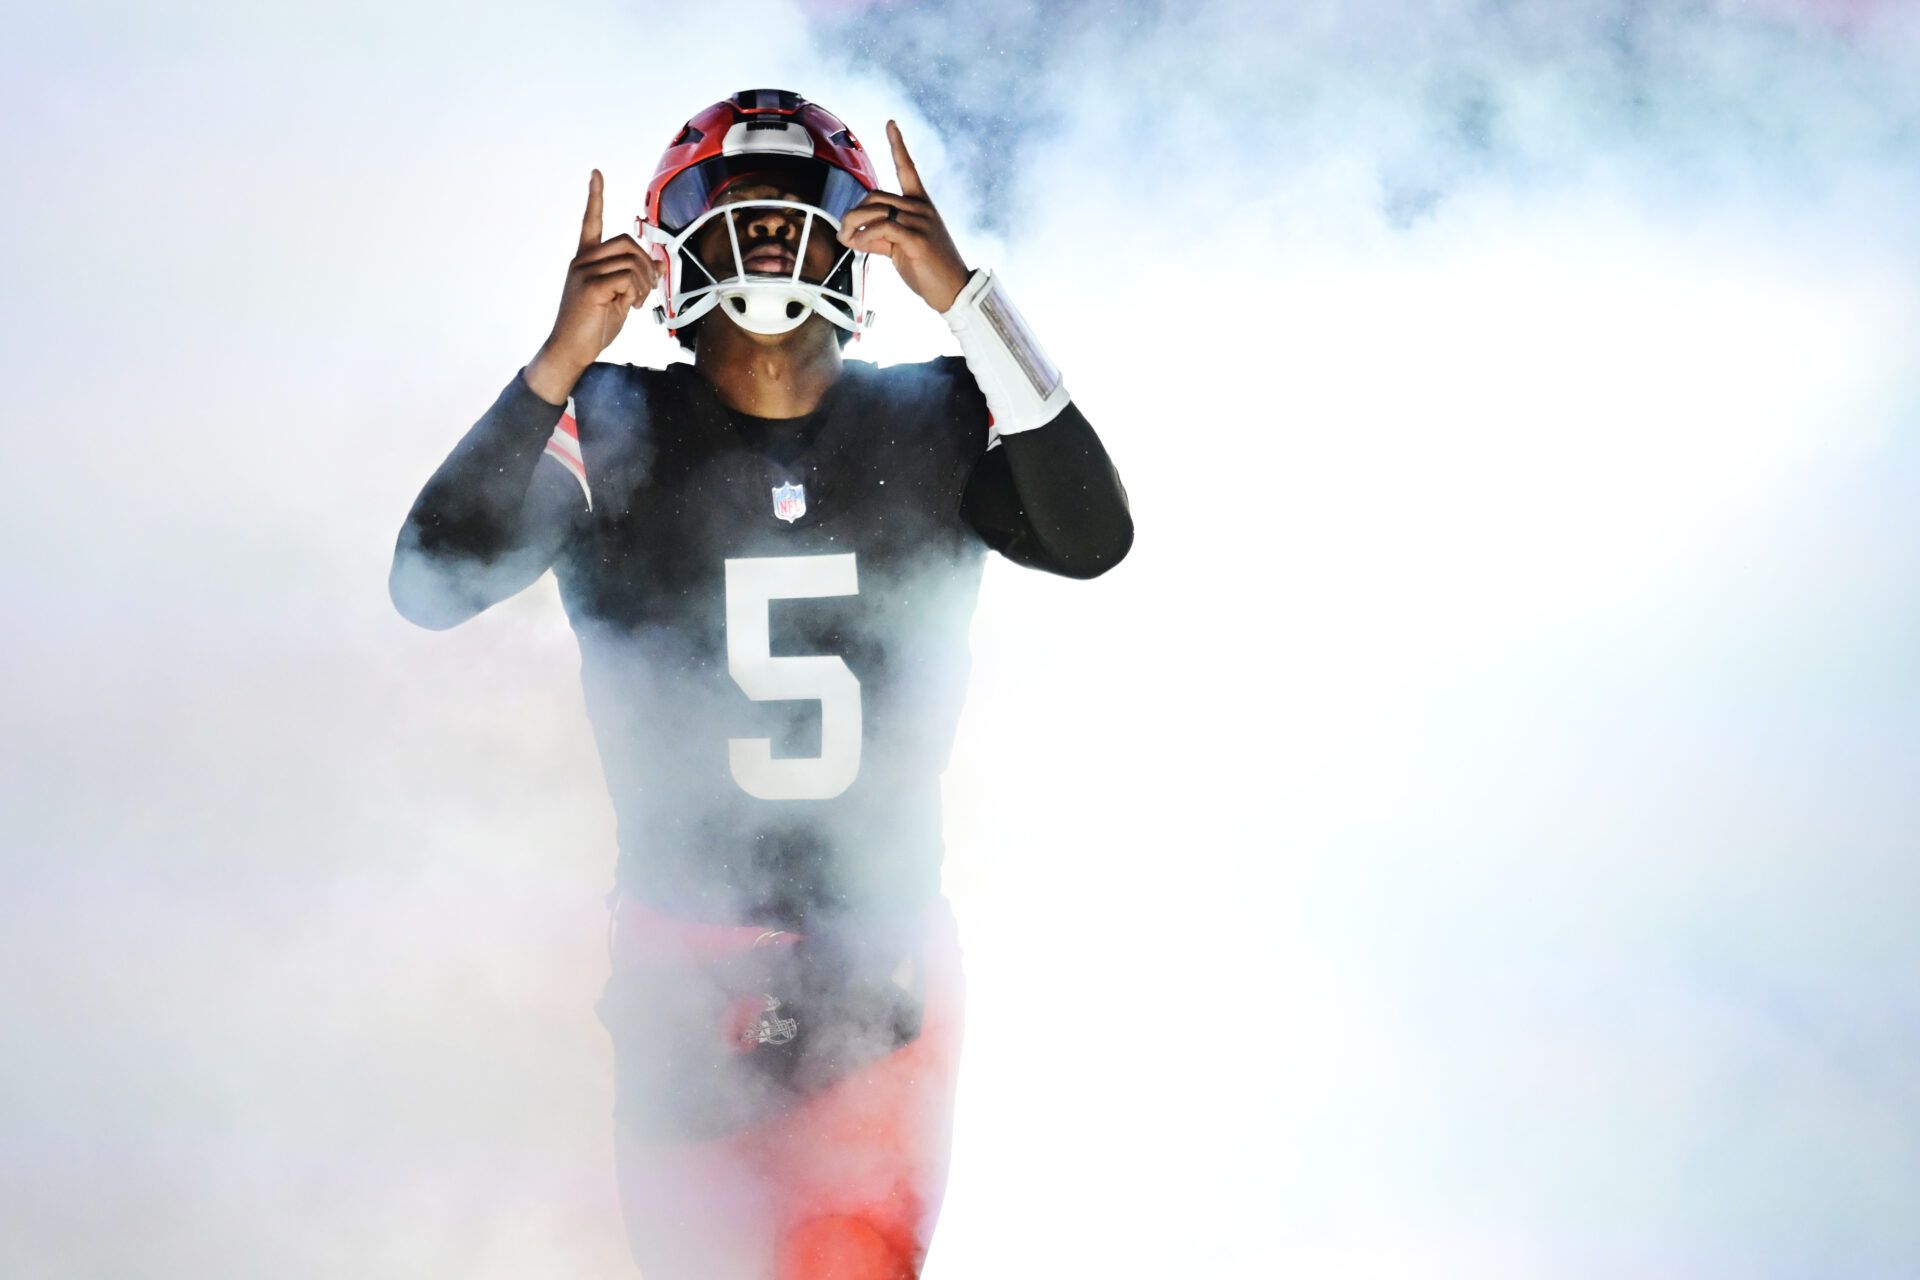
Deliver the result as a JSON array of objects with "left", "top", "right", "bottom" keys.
[{"left": 740, "top": 243, "right": 797, "bottom": 276}]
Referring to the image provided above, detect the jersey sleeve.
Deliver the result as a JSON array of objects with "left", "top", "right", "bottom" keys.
[
  {"left": 955, "top": 365, "right": 1133, "bottom": 580},
  {"left": 389, "top": 368, "right": 593, "bottom": 630},
  {"left": 541, "top": 399, "right": 593, "bottom": 509}
]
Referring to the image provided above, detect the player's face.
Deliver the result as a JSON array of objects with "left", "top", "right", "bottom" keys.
[{"left": 692, "top": 180, "right": 839, "bottom": 284}]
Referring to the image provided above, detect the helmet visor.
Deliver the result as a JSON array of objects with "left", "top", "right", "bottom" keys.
[{"left": 656, "top": 154, "right": 872, "bottom": 234}]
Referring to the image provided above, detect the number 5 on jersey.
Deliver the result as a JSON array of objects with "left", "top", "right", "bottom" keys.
[{"left": 724, "top": 554, "right": 862, "bottom": 800}]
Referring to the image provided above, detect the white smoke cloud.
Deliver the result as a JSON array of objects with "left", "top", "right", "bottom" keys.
[{"left": 3, "top": 0, "right": 1918, "bottom": 1276}]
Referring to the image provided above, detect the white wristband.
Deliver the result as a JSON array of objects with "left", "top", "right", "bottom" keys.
[{"left": 943, "top": 268, "right": 1070, "bottom": 437}]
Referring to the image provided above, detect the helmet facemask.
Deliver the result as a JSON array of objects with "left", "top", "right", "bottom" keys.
[{"left": 641, "top": 198, "right": 873, "bottom": 338}]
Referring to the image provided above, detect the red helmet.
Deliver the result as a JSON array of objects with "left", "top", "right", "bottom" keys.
[{"left": 638, "top": 90, "right": 880, "bottom": 339}]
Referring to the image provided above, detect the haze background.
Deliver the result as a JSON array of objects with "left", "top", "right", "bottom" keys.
[{"left": 4, "top": 0, "right": 1919, "bottom": 1276}]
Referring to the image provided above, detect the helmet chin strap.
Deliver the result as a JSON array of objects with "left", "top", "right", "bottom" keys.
[{"left": 642, "top": 201, "right": 872, "bottom": 337}]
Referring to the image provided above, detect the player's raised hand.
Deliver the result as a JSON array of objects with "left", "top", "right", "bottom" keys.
[
  {"left": 527, "top": 170, "right": 659, "bottom": 403},
  {"left": 836, "top": 121, "right": 971, "bottom": 313}
]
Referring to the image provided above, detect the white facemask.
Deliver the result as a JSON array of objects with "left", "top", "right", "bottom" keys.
[{"left": 640, "top": 200, "right": 874, "bottom": 337}]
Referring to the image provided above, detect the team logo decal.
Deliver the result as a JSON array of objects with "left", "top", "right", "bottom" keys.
[
  {"left": 771, "top": 481, "right": 807, "bottom": 523},
  {"left": 746, "top": 995, "right": 798, "bottom": 1048}
]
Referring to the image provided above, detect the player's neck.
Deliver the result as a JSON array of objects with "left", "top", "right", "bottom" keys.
[{"left": 694, "top": 320, "right": 843, "bottom": 419}]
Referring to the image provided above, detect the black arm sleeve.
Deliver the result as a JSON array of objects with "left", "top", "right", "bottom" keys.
[
  {"left": 388, "top": 370, "right": 588, "bottom": 630},
  {"left": 961, "top": 401, "right": 1134, "bottom": 579}
]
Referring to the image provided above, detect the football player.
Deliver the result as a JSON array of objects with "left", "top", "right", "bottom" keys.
[{"left": 390, "top": 89, "right": 1131, "bottom": 1279}]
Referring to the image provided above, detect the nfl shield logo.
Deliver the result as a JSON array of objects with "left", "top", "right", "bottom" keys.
[{"left": 772, "top": 481, "right": 807, "bottom": 523}]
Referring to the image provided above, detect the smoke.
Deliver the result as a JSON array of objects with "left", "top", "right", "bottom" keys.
[
  {"left": 811, "top": 0, "right": 1919, "bottom": 223},
  {"left": 807, "top": 2, "right": 1920, "bottom": 1277},
  {"left": 3, "top": 0, "right": 1919, "bottom": 1277}
]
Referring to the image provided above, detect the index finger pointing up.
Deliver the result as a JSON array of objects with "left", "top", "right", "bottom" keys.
[
  {"left": 887, "top": 120, "right": 925, "bottom": 198},
  {"left": 579, "top": 169, "right": 604, "bottom": 251}
]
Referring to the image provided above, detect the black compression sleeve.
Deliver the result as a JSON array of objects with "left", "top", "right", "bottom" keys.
[
  {"left": 389, "top": 370, "right": 587, "bottom": 629},
  {"left": 961, "top": 402, "right": 1133, "bottom": 579}
]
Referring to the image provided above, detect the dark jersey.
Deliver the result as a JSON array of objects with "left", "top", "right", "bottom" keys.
[{"left": 392, "top": 356, "right": 1131, "bottom": 927}]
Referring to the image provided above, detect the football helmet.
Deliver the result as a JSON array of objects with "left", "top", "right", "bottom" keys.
[{"left": 639, "top": 89, "right": 879, "bottom": 338}]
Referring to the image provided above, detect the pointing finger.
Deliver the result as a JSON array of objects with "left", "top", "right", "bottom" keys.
[
  {"left": 887, "top": 120, "right": 926, "bottom": 199},
  {"left": 579, "top": 169, "right": 604, "bottom": 252}
]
